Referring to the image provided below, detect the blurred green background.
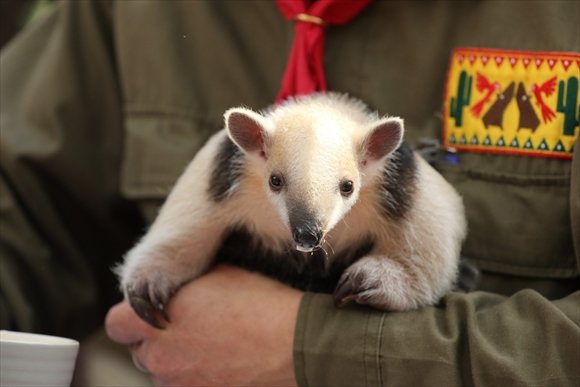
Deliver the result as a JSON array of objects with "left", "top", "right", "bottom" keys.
[{"left": 1, "top": 0, "right": 53, "bottom": 48}]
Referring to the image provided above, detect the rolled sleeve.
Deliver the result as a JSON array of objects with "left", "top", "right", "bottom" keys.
[{"left": 295, "top": 291, "right": 580, "bottom": 386}]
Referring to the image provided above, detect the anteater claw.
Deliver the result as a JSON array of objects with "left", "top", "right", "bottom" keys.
[
  {"left": 128, "top": 291, "right": 169, "bottom": 329},
  {"left": 334, "top": 271, "right": 376, "bottom": 307},
  {"left": 333, "top": 273, "right": 366, "bottom": 307},
  {"left": 333, "top": 275, "right": 353, "bottom": 307}
]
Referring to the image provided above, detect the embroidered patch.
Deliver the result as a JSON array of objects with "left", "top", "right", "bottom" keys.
[{"left": 443, "top": 48, "right": 579, "bottom": 159}]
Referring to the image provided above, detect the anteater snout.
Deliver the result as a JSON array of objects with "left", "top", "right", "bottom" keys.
[{"left": 292, "top": 225, "right": 323, "bottom": 252}]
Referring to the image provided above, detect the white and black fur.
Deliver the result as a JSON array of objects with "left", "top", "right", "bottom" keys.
[{"left": 118, "top": 93, "right": 467, "bottom": 327}]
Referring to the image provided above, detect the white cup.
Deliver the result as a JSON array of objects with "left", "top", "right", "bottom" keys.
[{"left": 0, "top": 330, "right": 79, "bottom": 387}]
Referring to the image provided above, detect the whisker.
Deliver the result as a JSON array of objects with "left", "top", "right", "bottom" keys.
[
  {"left": 324, "top": 238, "right": 335, "bottom": 256},
  {"left": 340, "top": 217, "right": 353, "bottom": 231}
]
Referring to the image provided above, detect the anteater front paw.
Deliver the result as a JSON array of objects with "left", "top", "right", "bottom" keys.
[
  {"left": 334, "top": 256, "right": 420, "bottom": 311},
  {"left": 122, "top": 267, "right": 187, "bottom": 329}
]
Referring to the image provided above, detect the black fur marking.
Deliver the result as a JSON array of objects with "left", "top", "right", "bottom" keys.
[
  {"left": 455, "top": 259, "right": 481, "bottom": 292},
  {"left": 215, "top": 227, "right": 374, "bottom": 293},
  {"left": 379, "top": 142, "right": 417, "bottom": 219},
  {"left": 208, "top": 136, "right": 245, "bottom": 202}
]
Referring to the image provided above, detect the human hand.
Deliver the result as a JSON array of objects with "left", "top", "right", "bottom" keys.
[{"left": 105, "top": 265, "right": 302, "bottom": 386}]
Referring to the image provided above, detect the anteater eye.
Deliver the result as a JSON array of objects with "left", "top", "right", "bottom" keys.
[
  {"left": 339, "top": 179, "right": 354, "bottom": 197},
  {"left": 269, "top": 174, "right": 285, "bottom": 192}
]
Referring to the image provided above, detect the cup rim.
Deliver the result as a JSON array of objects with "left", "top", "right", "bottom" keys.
[{"left": 0, "top": 330, "right": 78, "bottom": 347}]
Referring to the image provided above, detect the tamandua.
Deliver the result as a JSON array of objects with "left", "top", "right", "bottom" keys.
[{"left": 118, "top": 93, "right": 467, "bottom": 328}]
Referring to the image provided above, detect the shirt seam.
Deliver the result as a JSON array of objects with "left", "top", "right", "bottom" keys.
[
  {"left": 363, "top": 311, "right": 369, "bottom": 387},
  {"left": 376, "top": 313, "right": 386, "bottom": 387},
  {"left": 294, "top": 293, "right": 312, "bottom": 387}
]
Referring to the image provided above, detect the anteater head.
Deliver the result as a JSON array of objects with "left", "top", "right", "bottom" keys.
[{"left": 224, "top": 94, "right": 403, "bottom": 253}]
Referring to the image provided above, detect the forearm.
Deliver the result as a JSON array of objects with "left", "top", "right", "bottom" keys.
[{"left": 295, "top": 290, "right": 580, "bottom": 387}]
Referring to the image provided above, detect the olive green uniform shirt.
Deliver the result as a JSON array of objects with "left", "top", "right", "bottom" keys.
[{"left": 1, "top": 1, "right": 578, "bottom": 386}]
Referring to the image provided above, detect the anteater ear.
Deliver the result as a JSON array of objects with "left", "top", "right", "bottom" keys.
[
  {"left": 360, "top": 117, "right": 404, "bottom": 165},
  {"left": 225, "top": 108, "right": 270, "bottom": 158}
]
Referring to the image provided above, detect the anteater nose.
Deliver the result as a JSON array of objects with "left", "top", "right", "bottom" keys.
[{"left": 293, "top": 226, "right": 322, "bottom": 251}]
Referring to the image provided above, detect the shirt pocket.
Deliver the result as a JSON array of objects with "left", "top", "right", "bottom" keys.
[
  {"left": 120, "top": 111, "right": 221, "bottom": 222},
  {"left": 437, "top": 157, "right": 577, "bottom": 279}
]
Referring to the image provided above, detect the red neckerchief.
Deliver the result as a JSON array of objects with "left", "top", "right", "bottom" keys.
[{"left": 275, "top": 0, "right": 373, "bottom": 103}]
